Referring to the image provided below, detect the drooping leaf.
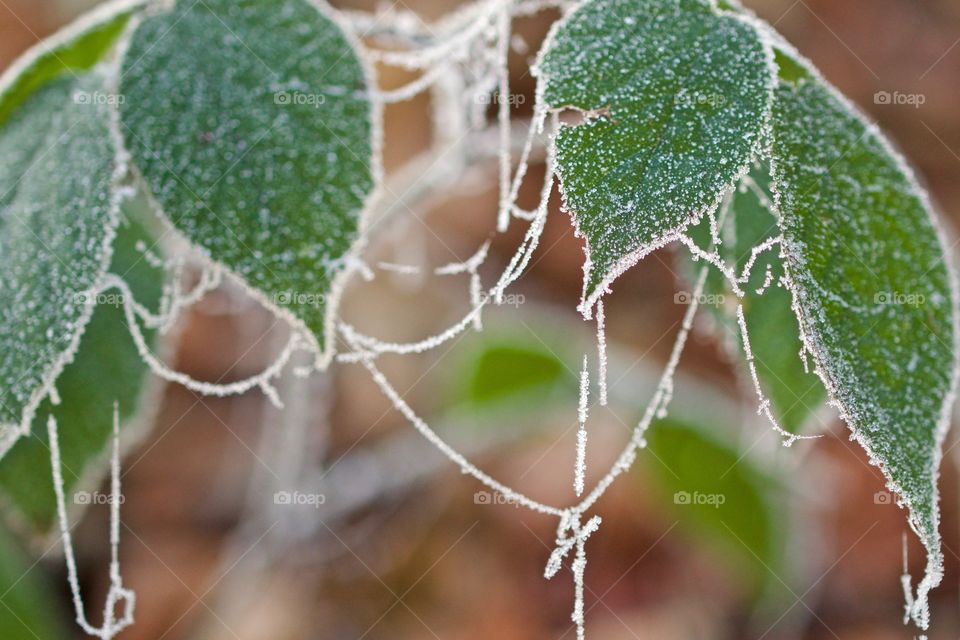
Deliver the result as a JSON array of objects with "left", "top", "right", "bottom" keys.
[
  {"left": 536, "top": 0, "right": 774, "bottom": 314},
  {"left": 645, "top": 418, "right": 784, "bottom": 592},
  {"left": 771, "top": 69, "right": 957, "bottom": 626},
  {"left": 0, "top": 72, "right": 120, "bottom": 455},
  {"left": 0, "top": 524, "right": 68, "bottom": 638},
  {"left": 119, "top": 0, "right": 377, "bottom": 365},
  {"left": 684, "top": 171, "right": 826, "bottom": 433},
  {"left": 0, "top": 1, "right": 139, "bottom": 126},
  {"left": 0, "top": 208, "right": 164, "bottom": 532}
]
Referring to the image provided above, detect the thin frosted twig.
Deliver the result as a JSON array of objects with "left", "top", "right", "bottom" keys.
[{"left": 49, "top": 409, "right": 135, "bottom": 639}]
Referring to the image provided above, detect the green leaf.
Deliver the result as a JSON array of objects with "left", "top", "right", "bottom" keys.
[
  {"left": 771, "top": 71, "right": 957, "bottom": 626},
  {"left": 0, "top": 1, "right": 138, "bottom": 126},
  {"left": 536, "top": 0, "right": 774, "bottom": 314},
  {"left": 685, "top": 171, "right": 826, "bottom": 433},
  {"left": 0, "top": 209, "right": 164, "bottom": 532},
  {"left": 119, "top": 0, "right": 377, "bottom": 366},
  {"left": 0, "top": 524, "right": 68, "bottom": 638},
  {"left": 645, "top": 418, "right": 783, "bottom": 591},
  {"left": 463, "top": 341, "right": 571, "bottom": 407},
  {"left": 732, "top": 172, "right": 826, "bottom": 433},
  {"left": 0, "top": 73, "right": 120, "bottom": 454}
]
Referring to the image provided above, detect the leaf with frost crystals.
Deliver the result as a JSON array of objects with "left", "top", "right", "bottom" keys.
[
  {"left": 0, "top": 73, "right": 120, "bottom": 455},
  {"left": 0, "top": 208, "right": 164, "bottom": 532},
  {"left": 771, "top": 72, "right": 957, "bottom": 628},
  {"left": 0, "top": 0, "right": 139, "bottom": 126},
  {"left": 536, "top": 0, "right": 774, "bottom": 315},
  {"left": 686, "top": 170, "right": 826, "bottom": 433},
  {"left": 119, "top": 0, "right": 377, "bottom": 366}
]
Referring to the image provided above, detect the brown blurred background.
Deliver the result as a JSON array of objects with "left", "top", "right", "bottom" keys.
[{"left": 4, "top": 0, "right": 960, "bottom": 638}]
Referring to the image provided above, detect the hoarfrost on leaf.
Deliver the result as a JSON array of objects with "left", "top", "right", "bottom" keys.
[
  {"left": 771, "top": 68, "right": 958, "bottom": 629},
  {"left": 535, "top": 0, "right": 775, "bottom": 315},
  {"left": 119, "top": 0, "right": 379, "bottom": 368},
  {"left": 0, "top": 72, "right": 120, "bottom": 456}
]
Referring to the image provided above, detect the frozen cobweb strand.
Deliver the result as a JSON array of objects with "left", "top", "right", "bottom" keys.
[
  {"left": 496, "top": 6, "right": 513, "bottom": 233},
  {"left": 348, "top": 332, "right": 563, "bottom": 517},
  {"left": 575, "top": 355, "right": 589, "bottom": 497},
  {"left": 48, "top": 408, "right": 135, "bottom": 639},
  {"left": 575, "top": 264, "right": 708, "bottom": 514},
  {"left": 734, "top": 304, "right": 819, "bottom": 447},
  {"left": 544, "top": 512, "right": 602, "bottom": 640},
  {"left": 596, "top": 299, "right": 608, "bottom": 406},
  {"left": 106, "top": 273, "right": 302, "bottom": 407}
]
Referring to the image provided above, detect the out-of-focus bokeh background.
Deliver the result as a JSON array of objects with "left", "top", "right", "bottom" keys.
[{"left": 3, "top": 0, "right": 960, "bottom": 638}]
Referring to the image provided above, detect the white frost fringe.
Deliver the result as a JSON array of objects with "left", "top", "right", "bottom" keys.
[{"left": 49, "top": 407, "right": 135, "bottom": 639}]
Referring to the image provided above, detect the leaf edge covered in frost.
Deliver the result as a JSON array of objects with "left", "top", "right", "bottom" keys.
[
  {"left": 118, "top": 0, "right": 383, "bottom": 371},
  {"left": 766, "top": 42, "right": 959, "bottom": 629},
  {"left": 0, "top": 0, "right": 144, "bottom": 126},
  {"left": 0, "top": 210, "right": 168, "bottom": 536},
  {"left": 533, "top": 0, "right": 777, "bottom": 318},
  {"left": 0, "top": 5, "right": 138, "bottom": 457}
]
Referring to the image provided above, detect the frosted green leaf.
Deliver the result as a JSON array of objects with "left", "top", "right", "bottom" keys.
[
  {"left": 771, "top": 73, "right": 957, "bottom": 628},
  {"left": 536, "top": 0, "right": 774, "bottom": 314},
  {"left": 0, "top": 210, "right": 163, "bottom": 532},
  {"left": 119, "top": 0, "right": 377, "bottom": 365},
  {"left": 686, "top": 170, "right": 826, "bottom": 433},
  {"left": 0, "top": 0, "right": 140, "bottom": 126},
  {"left": 0, "top": 73, "right": 120, "bottom": 455}
]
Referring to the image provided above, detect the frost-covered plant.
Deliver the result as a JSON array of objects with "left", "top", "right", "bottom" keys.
[{"left": 0, "top": 0, "right": 955, "bottom": 637}]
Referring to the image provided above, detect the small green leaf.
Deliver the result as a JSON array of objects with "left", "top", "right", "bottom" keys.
[
  {"left": 771, "top": 72, "right": 957, "bottom": 626},
  {"left": 645, "top": 418, "right": 783, "bottom": 591},
  {"left": 0, "top": 1, "right": 138, "bottom": 126},
  {"left": 0, "top": 73, "right": 120, "bottom": 454},
  {"left": 537, "top": 0, "right": 774, "bottom": 313},
  {"left": 0, "top": 210, "right": 164, "bottom": 532},
  {"left": 0, "top": 524, "right": 68, "bottom": 638},
  {"left": 119, "top": 0, "right": 377, "bottom": 365}
]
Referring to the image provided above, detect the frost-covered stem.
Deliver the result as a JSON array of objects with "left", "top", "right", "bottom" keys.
[
  {"left": 495, "top": 6, "right": 513, "bottom": 233},
  {"left": 573, "top": 264, "right": 708, "bottom": 514},
  {"left": 734, "top": 304, "right": 819, "bottom": 446},
  {"left": 49, "top": 410, "right": 135, "bottom": 639},
  {"left": 574, "top": 355, "right": 589, "bottom": 497},
  {"left": 364, "top": 0, "right": 508, "bottom": 70},
  {"left": 117, "top": 287, "right": 302, "bottom": 404},
  {"left": 350, "top": 341, "right": 564, "bottom": 517},
  {"left": 493, "top": 113, "right": 556, "bottom": 301},
  {"left": 736, "top": 236, "right": 780, "bottom": 284},
  {"left": 596, "top": 299, "right": 608, "bottom": 406},
  {"left": 676, "top": 235, "right": 743, "bottom": 297}
]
